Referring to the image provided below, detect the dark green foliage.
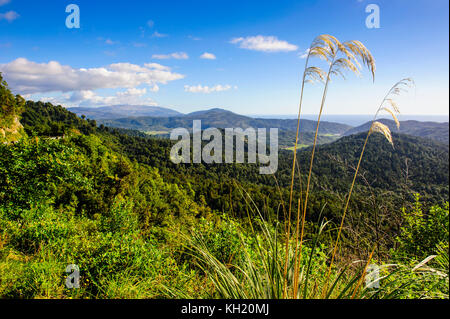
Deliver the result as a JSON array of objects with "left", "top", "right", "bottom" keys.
[
  {"left": 0, "top": 73, "right": 25, "bottom": 119},
  {"left": 395, "top": 194, "right": 449, "bottom": 260},
  {"left": 0, "top": 139, "right": 90, "bottom": 211},
  {"left": 20, "top": 100, "right": 96, "bottom": 137},
  {"left": 0, "top": 73, "right": 26, "bottom": 143}
]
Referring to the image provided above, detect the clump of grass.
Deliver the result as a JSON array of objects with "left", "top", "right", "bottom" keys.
[{"left": 183, "top": 187, "right": 366, "bottom": 299}]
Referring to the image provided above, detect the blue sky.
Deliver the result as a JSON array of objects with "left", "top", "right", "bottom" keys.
[{"left": 0, "top": 0, "right": 448, "bottom": 115}]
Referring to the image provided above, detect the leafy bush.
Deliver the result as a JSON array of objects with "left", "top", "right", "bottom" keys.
[{"left": 395, "top": 194, "right": 449, "bottom": 260}]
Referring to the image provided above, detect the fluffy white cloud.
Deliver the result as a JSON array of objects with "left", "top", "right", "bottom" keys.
[
  {"left": 0, "top": 10, "right": 19, "bottom": 22},
  {"left": 0, "top": 58, "right": 185, "bottom": 94},
  {"left": 80, "top": 88, "right": 157, "bottom": 107},
  {"left": 230, "top": 35, "right": 298, "bottom": 52},
  {"left": 184, "top": 84, "right": 236, "bottom": 94},
  {"left": 152, "top": 52, "right": 188, "bottom": 60},
  {"left": 117, "top": 87, "right": 148, "bottom": 97},
  {"left": 200, "top": 52, "right": 216, "bottom": 60},
  {"left": 149, "top": 84, "right": 159, "bottom": 92},
  {"left": 144, "top": 63, "right": 171, "bottom": 71},
  {"left": 39, "top": 87, "right": 158, "bottom": 108}
]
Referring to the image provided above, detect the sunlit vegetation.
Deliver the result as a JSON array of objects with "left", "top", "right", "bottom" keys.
[{"left": 0, "top": 33, "right": 448, "bottom": 301}]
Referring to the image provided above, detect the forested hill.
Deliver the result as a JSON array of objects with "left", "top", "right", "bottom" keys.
[
  {"left": 96, "top": 108, "right": 352, "bottom": 135},
  {"left": 295, "top": 133, "right": 449, "bottom": 199},
  {"left": 20, "top": 100, "right": 98, "bottom": 136},
  {"left": 344, "top": 119, "right": 449, "bottom": 144},
  {"left": 19, "top": 100, "right": 449, "bottom": 204}
]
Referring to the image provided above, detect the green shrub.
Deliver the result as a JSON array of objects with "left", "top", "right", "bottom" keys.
[{"left": 395, "top": 194, "right": 449, "bottom": 260}]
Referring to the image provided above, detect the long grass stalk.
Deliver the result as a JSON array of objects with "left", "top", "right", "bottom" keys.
[
  {"left": 351, "top": 245, "right": 376, "bottom": 299},
  {"left": 283, "top": 34, "right": 331, "bottom": 297},
  {"left": 295, "top": 36, "right": 343, "bottom": 296},
  {"left": 288, "top": 35, "right": 377, "bottom": 298},
  {"left": 283, "top": 49, "right": 313, "bottom": 298},
  {"left": 292, "top": 159, "right": 305, "bottom": 297},
  {"left": 292, "top": 59, "right": 335, "bottom": 299},
  {"left": 323, "top": 78, "right": 414, "bottom": 295}
]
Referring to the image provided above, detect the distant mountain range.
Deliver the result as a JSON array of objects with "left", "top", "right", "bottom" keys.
[
  {"left": 69, "top": 105, "right": 449, "bottom": 147},
  {"left": 68, "top": 105, "right": 182, "bottom": 119},
  {"left": 344, "top": 119, "right": 449, "bottom": 144},
  {"left": 95, "top": 107, "right": 352, "bottom": 135}
]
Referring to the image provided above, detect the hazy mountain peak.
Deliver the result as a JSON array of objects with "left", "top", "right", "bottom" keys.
[
  {"left": 344, "top": 119, "right": 449, "bottom": 144},
  {"left": 186, "top": 108, "right": 244, "bottom": 117},
  {"left": 68, "top": 105, "right": 182, "bottom": 120}
]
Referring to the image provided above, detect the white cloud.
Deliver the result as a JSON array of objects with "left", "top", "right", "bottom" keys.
[
  {"left": 147, "top": 20, "right": 154, "bottom": 28},
  {"left": 117, "top": 87, "right": 148, "bottom": 97},
  {"left": 230, "top": 35, "right": 298, "bottom": 52},
  {"left": 0, "top": 0, "right": 11, "bottom": 6},
  {"left": 39, "top": 87, "right": 158, "bottom": 108},
  {"left": 200, "top": 52, "right": 216, "bottom": 60},
  {"left": 184, "top": 84, "right": 236, "bottom": 94},
  {"left": 83, "top": 87, "right": 157, "bottom": 106},
  {"left": 152, "top": 31, "right": 168, "bottom": 38},
  {"left": 0, "top": 10, "right": 19, "bottom": 22},
  {"left": 0, "top": 58, "right": 185, "bottom": 94},
  {"left": 144, "top": 63, "right": 171, "bottom": 71},
  {"left": 152, "top": 52, "right": 189, "bottom": 60},
  {"left": 149, "top": 84, "right": 159, "bottom": 92},
  {"left": 299, "top": 48, "right": 310, "bottom": 59}
]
